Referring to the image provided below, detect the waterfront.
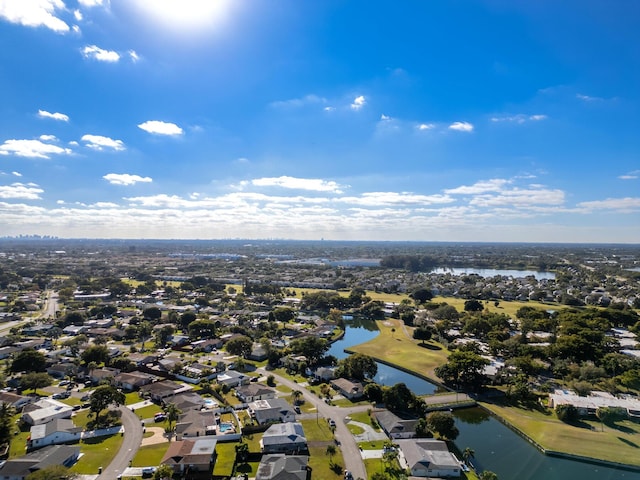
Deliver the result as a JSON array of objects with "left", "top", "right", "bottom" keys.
[
  {"left": 334, "top": 319, "right": 640, "bottom": 479},
  {"left": 431, "top": 267, "right": 556, "bottom": 280}
]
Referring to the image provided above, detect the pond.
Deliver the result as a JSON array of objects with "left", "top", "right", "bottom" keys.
[
  {"left": 328, "top": 318, "right": 437, "bottom": 395},
  {"left": 333, "top": 320, "right": 640, "bottom": 479},
  {"left": 432, "top": 267, "right": 556, "bottom": 280}
]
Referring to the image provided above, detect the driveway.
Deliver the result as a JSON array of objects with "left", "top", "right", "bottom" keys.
[
  {"left": 258, "top": 368, "right": 371, "bottom": 480},
  {"left": 97, "top": 405, "right": 143, "bottom": 479}
]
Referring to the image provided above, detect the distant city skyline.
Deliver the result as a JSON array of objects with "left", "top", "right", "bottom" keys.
[{"left": 0, "top": 1, "right": 638, "bottom": 243}]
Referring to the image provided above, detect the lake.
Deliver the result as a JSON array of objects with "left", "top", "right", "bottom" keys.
[
  {"left": 333, "top": 320, "right": 640, "bottom": 479},
  {"left": 432, "top": 267, "right": 556, "bottom": 280}
]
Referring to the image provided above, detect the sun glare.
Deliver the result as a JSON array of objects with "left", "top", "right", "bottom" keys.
[{"left": 131, "top": 0, "right": 232, "bottom": 33}]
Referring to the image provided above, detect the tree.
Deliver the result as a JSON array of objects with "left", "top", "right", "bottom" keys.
[
  {"left": 155, "top": 324, "right": 175, "bottom": 348},
  {"left": 426, "top": 411, "right": 459, "bottom": 440},
  {"left": 596, "top": 406, "right": 613, "bottom": 432},
  {"left": 464, "top": 299, "right": 484, "bottom": 312},
  {"left": 179, "top": 311, "right": 197, "bottom": 331},
  {"left": 81, "top": 344, "right": 109, "bottom": 366},
  {"left": 413, "top": 326, "right": 432, "bottom": 345},
  {"left": 26, "top": 466, "right": 77, "bottom": 480},
  {"left": 225, "top": 335, "right": 253, "bottom": 357},
  {"left": 462, "top": 447, "right": 475, "bottom": 466},
  {"left": 10, "top": 349, "right": 46, "bottom": 373},
  {"left": 165, "top": 402, "right": 182, "bottom": 432},
  {"left": 555, "top": 404, "right": 578, "bottom": 423},
  {"left": 289, "top": 336, "right": 329, "bottom": 365},
  {"left": 337, "top": 353, "right": 378, "bottom": 381},
  {"left": 152, "top": 464, "right": 174, "bottom": 480},
  {"left": 410, "top": 288, "right": 433, "bottom": 304},
  {"left": 188, "top": 319, "right": 217, "bottom": 339},
  {"left": 0, "top": 403, "right": 14, "bottom": 444},
  {"left": 235, "top": 442, "right": 249, "bottom": 463},
  {"left": 89, "top": 384, "right": 125, "bottom": 427},
  {"left": 137, "top": 320, "right": 153, "bottom": 350},
  {"left": 434, "top": 350, "right": 489, "bottom": 390},
  {"left": 415, "top": 417, "right": 430, "bottom": 438},
  {"left": 364, "top": 383, "right": 383, "bottom": 403},
  {"left": 142, "top": 306, "right": 162, "bottom": 322},
  {"left": 479, "top": 471, "right": 498, "bottom": 480},
  {"left": 325, "top": 444, "right": 337, "bottom": 465},
  {"left": 291, "top": 390, "right": 303, "bottom": 405},
  {"left": 19, "top": 372, "right": 53, "bottom": 393}
]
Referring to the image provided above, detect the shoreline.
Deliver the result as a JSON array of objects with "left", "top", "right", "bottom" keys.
[{"left": 338, "top": 337, "right": 640, "bottom": 471}]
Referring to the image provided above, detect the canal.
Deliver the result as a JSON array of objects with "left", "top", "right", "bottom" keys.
[{"left": 333, "top": 319, "right": 640, "bottom": 480}]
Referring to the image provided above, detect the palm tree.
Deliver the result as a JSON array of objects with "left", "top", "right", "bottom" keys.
[
  {"left": 325, "top": 444, "right": 337, "bottom": 465},
  {"left": 462, "top": 447, "right": 475, "bottom": 466},
  {"left": 291, "top": 390, "right": 303, "bottom": 405},
  {"left": 165, "top": 402, "right": 182, "bottom": 432}
]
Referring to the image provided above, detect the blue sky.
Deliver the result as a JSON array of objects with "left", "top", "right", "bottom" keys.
[{"left": 0, "top": 0, "right": 638, "bottom": 243}]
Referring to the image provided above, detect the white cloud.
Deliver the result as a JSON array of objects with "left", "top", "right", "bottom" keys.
[
  {"left": 490, "top": 114, "right": 547, "bottom": 124},
  {"left": 103, "top": 173, "right": 152, "bottom": 186},
  {"left": 350, "top": 95, "right": 366, "bottom": 110},
  {"left": 137, "top": 120, "right": 183, "bottom": 136},
  {"left": 448, "top": 121, "right": 474, "bottom": 132},
  {"left": 78, "top": 0, "right": 106, "bottom": 7},
  {"left": 469, "top": 188, "right": 565, "bottom": 207},
  {"left": 576, "top": 93, "right": 603, "bottom": 102},
  {"left": 324, "top": 106, "right": 335, "bottom": 112},
  {"left": 0, "top": 183, "right": 43, "bottom": 199},
  {"left": 619, "top": 170, "right": 639, "bottom": 180},
  {"left": 270, "top": 94, "right": 326, "bottom": 109},
  {"left": 73, "top": 9, "right": 82, "bottom": 21},
  {"left": 81, "top": 134, "right": 125, "bottom": 151},
  {"left": 445, "top": 179, "right": 510, "bottom": 195},
  {"left": 577, "top": 197, "right": 640, "bottom": 212},
  {"left": 129, "top": 50, "right": 140, "bottom": 62},
  {"left": 12, "top": 171, "right": 22, "bottom": 177},
  {"left": 38, "top": 109, "right": 69, "bottom": 122},
  {"left": 339, "top": 192, "right": 454, "bottom": 207},
  {"left": 380, "top": 114, "right": 391, "bottom": 121},
  {"left": 416, "top": 123, "right": 435, "bottom": 131},
  {"left": 251, "top": 176, "right": 346, "bottom": 193},
  {"left": 39, "top": 134, "right": 57, "bottom": 142},
  {"left": 82, "top": 45, "right": 120, "bottom": 62},
  {"left": 0, "top": 139, "right": 71, "bottom": 158},
  {"left": 0, "top": 0, "right": 69, "bottom": 33}
]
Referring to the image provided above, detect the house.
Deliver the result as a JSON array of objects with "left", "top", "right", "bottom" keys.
[
  {"left": 331, "top": 378, "right": 364, "bottom": 400},
  {"left": 140, "top": 380, "right": 191, "bottom": 402},
  {"left": 0, "top": 345, "right": 19, "bottom": 360},
  {"left": 126, "top": 352, "right": 158, "bottom": 367},
  {"left": 235, "top": 384, "right": 276, "bottom": 403},
  {"left": 114, "top": 371, "right": 155, "bottom": 391},
  {"left": 62, "top": 325, "right": 88, "bottom": 336},
  {"left": 548, "top": 389, "right": 640, "bottom": 417},
  {"left": 260, "top": 422, "right": 307, "bottom": 454},
  {"left": 248, "top": 398, "right": 296, "bottom": 425},
  {"left": 395, "top": 439, "right": 461, "bottom": 478},
  {"left": 191, "top": 338, "right": 223, "bottom": 352},
  {"left": 27, "top": 418, "right": 82, "bottom": 450},
  {"left": 0, "top": 391, "right": 32, "bottom": 410},
  {"left": 373, "top": 409, "right": 419, "bottom": 439},
  {"left": 248, "top": 343, "right": 268, "bottom": 361},
  {"left": 0, "top": 444, "right": 80, "bottom": 480},
  {"left": 21, "top": 399, "right": 73, "bottom": 426},
  {"left": 88, "top": 367, "right": 119, "bottom": 384},
  {"left": 21, "top": 324, "right": 55, "bottom": 336},
  {"left": 216, "top": 370, "right": 250, "bottom": 388},
  {"left": 169, "top": 391, "right": 208, "bottom": 412},
  {"left": 158, "top": 356, "right": 183, "bottom": 373},
  {"left": 255, "top": 454, "right": 310, "bottom": 480},
  {"left": 180, "top": 362, "right": 218, "bottom": 383},
  {"left": 313, "top": 366, "right": 336, "bottom": 381},
  {"left": 175, "top": 410, "right": 217, "bottom": 439},
  {"left": 46, "top": 363, "right": 77, "bottom": 380},
  {"left": 161, "top": 437, "right": 217, "bottom": 474}
]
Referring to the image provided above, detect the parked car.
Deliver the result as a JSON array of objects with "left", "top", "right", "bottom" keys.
[
  {"left": 154, "top": 413, "right": 167, "bottom": 422},
  {"left": 344, "top": 470, "right": 353, "bottom": 479},
  {"left": 294, "top": 406, "right": 301, "bottom": 414},
  {"left": 141, "top": 467, "right": 156, "bottom": 477}
]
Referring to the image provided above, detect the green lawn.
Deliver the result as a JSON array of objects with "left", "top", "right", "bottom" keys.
[
  {"left": 71, "top": 434, "right": 123, "bottom": 474},
  {"left": 349, "top": 411, "right": 380, "bottom": 431},
  {"left": 308, "top": 445, "right": 344, "bottom": 480},
  {"left": 300, "top": 418, "right": 335, "bottom": 442},
  {"left": 482, "top": 401, "right": 640, "bottom": 467},
  {"left": 347, "top": 423, "right": 365, "bottom": 435},
  {"left": 349, "top": 318, "right": 449, "bottom": 380},
  {"left": 132, "top": 443, "right": 169, "bottom": 467},
  {"left": 213, "top": 443, "right": 236, "bottom": 477},
  {"left": 134, "top": 404, "right": 164, "bottom": 421}
]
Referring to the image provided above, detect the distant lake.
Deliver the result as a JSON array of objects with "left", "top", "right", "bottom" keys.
[
  {"left": 277, "top": 258, "right": 381, "bottom": 267},
  {"left": 432, "top": 267, "right": 556, "bottom": 280},
  {"left": 627, "top": 267, "right": 640, "bottom": 272}
]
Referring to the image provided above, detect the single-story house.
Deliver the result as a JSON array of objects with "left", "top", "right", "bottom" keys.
[
  {"left": 248, "top": 398, "right": 296, "bottom": 425},
  {"left": 248, "top": 343, "right": 268, "bottom": 361},
  {"left": 158, "top": 356, "right": 183, "bottom": 372},
  {"left": 114, "top": 371, "right": 155, "bottom": 391},
  {"left": 46, "top": 363, "right": 77, "bottom": 379},
  {"left": 21, "top": 399, "right": 73, "bottom": 426},
  {"left": 0, "top": 444, "right": 80, "bottom": 480},
  {"left": 140, "top": 380, "right": 191, "bottom": 402},
  {"left": 331, "top": 378, "right": 364, "bottom": 400},
  {"left": 62, "top": 325, "right": 88, "bottom": 336},
  {"left": 260, "top": 422, "right": 307, "bottom": 454},
  {"left": 161, "top": 437, "right": 217, "bottom": 474},
  {"left": 126, "top": 352, "right": 158, "bottom": 367},
  {"left": 175, "top": 410, "right": 217, "bottom": 439},
  {"left": 191, "top": 338, "right": 224, "bottom": 352},
  {"left": 395, "top": 439, "right": 461, "bottom": 478},
  {"left": 216, "top": 370, "right": 250, "bottom": 388},
  {"left": 235, "top": 384, "right": 276, "bottom": 403},
  {"left": 0, "top": 345, "right": 19, "bottom": 360},
  {"left": 87, "top": 367, "right": 119, "bottom": 384},
  {"left": 255, "top": 454, "right": 310, "bottom": 480},
  {"left": 548, "top": 389, "right": 640, "bottom": 417},
  {"left": 182, "top": 363, "right": 218, "bottom": 381},
  {"left": 0, "top": 391, "right": 32, "bottom": 410},
  {"left": 168, "top": 391, "right": 208, "bottom": 412},
  {"left": 28, "top": 418, "right": 82, "bottom": 450},
  {"left": 374, "top": 409, "right": 419, "bottom": 439},
  {"left": 312, "top": 366, "right": 336, "bottom": 381}
]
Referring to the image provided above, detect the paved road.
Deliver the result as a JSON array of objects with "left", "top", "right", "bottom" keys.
[
  {"left": 97, "top": 406, "right": 143, "bottom": 479},
  {"left": 258, "top": 368, "right": 370, "bottom": 480}
]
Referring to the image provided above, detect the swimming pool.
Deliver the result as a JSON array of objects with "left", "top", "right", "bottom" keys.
[{"left": 219, "top": 422, "right": 234, "bottom": 433}]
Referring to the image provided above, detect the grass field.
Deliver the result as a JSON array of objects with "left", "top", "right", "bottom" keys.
[
  {"left": 348, "top": 318, "right": 450, "bottom": 380},
  {"left": 213, "top": 442, "right": 236, "bottom": 477},
  {"left": 482, "top": 400, "right": 640, "bottom": 467},
  {"left": 131, "top": 442, "right": 168, "bottom": 467},
  {"left": 71, "top": 434, "right": 123, "bottom": 474}
]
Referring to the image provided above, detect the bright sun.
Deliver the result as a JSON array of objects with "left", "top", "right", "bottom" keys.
[{"left": 131, "top": 0, "right": 232, "bottom": 33}]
